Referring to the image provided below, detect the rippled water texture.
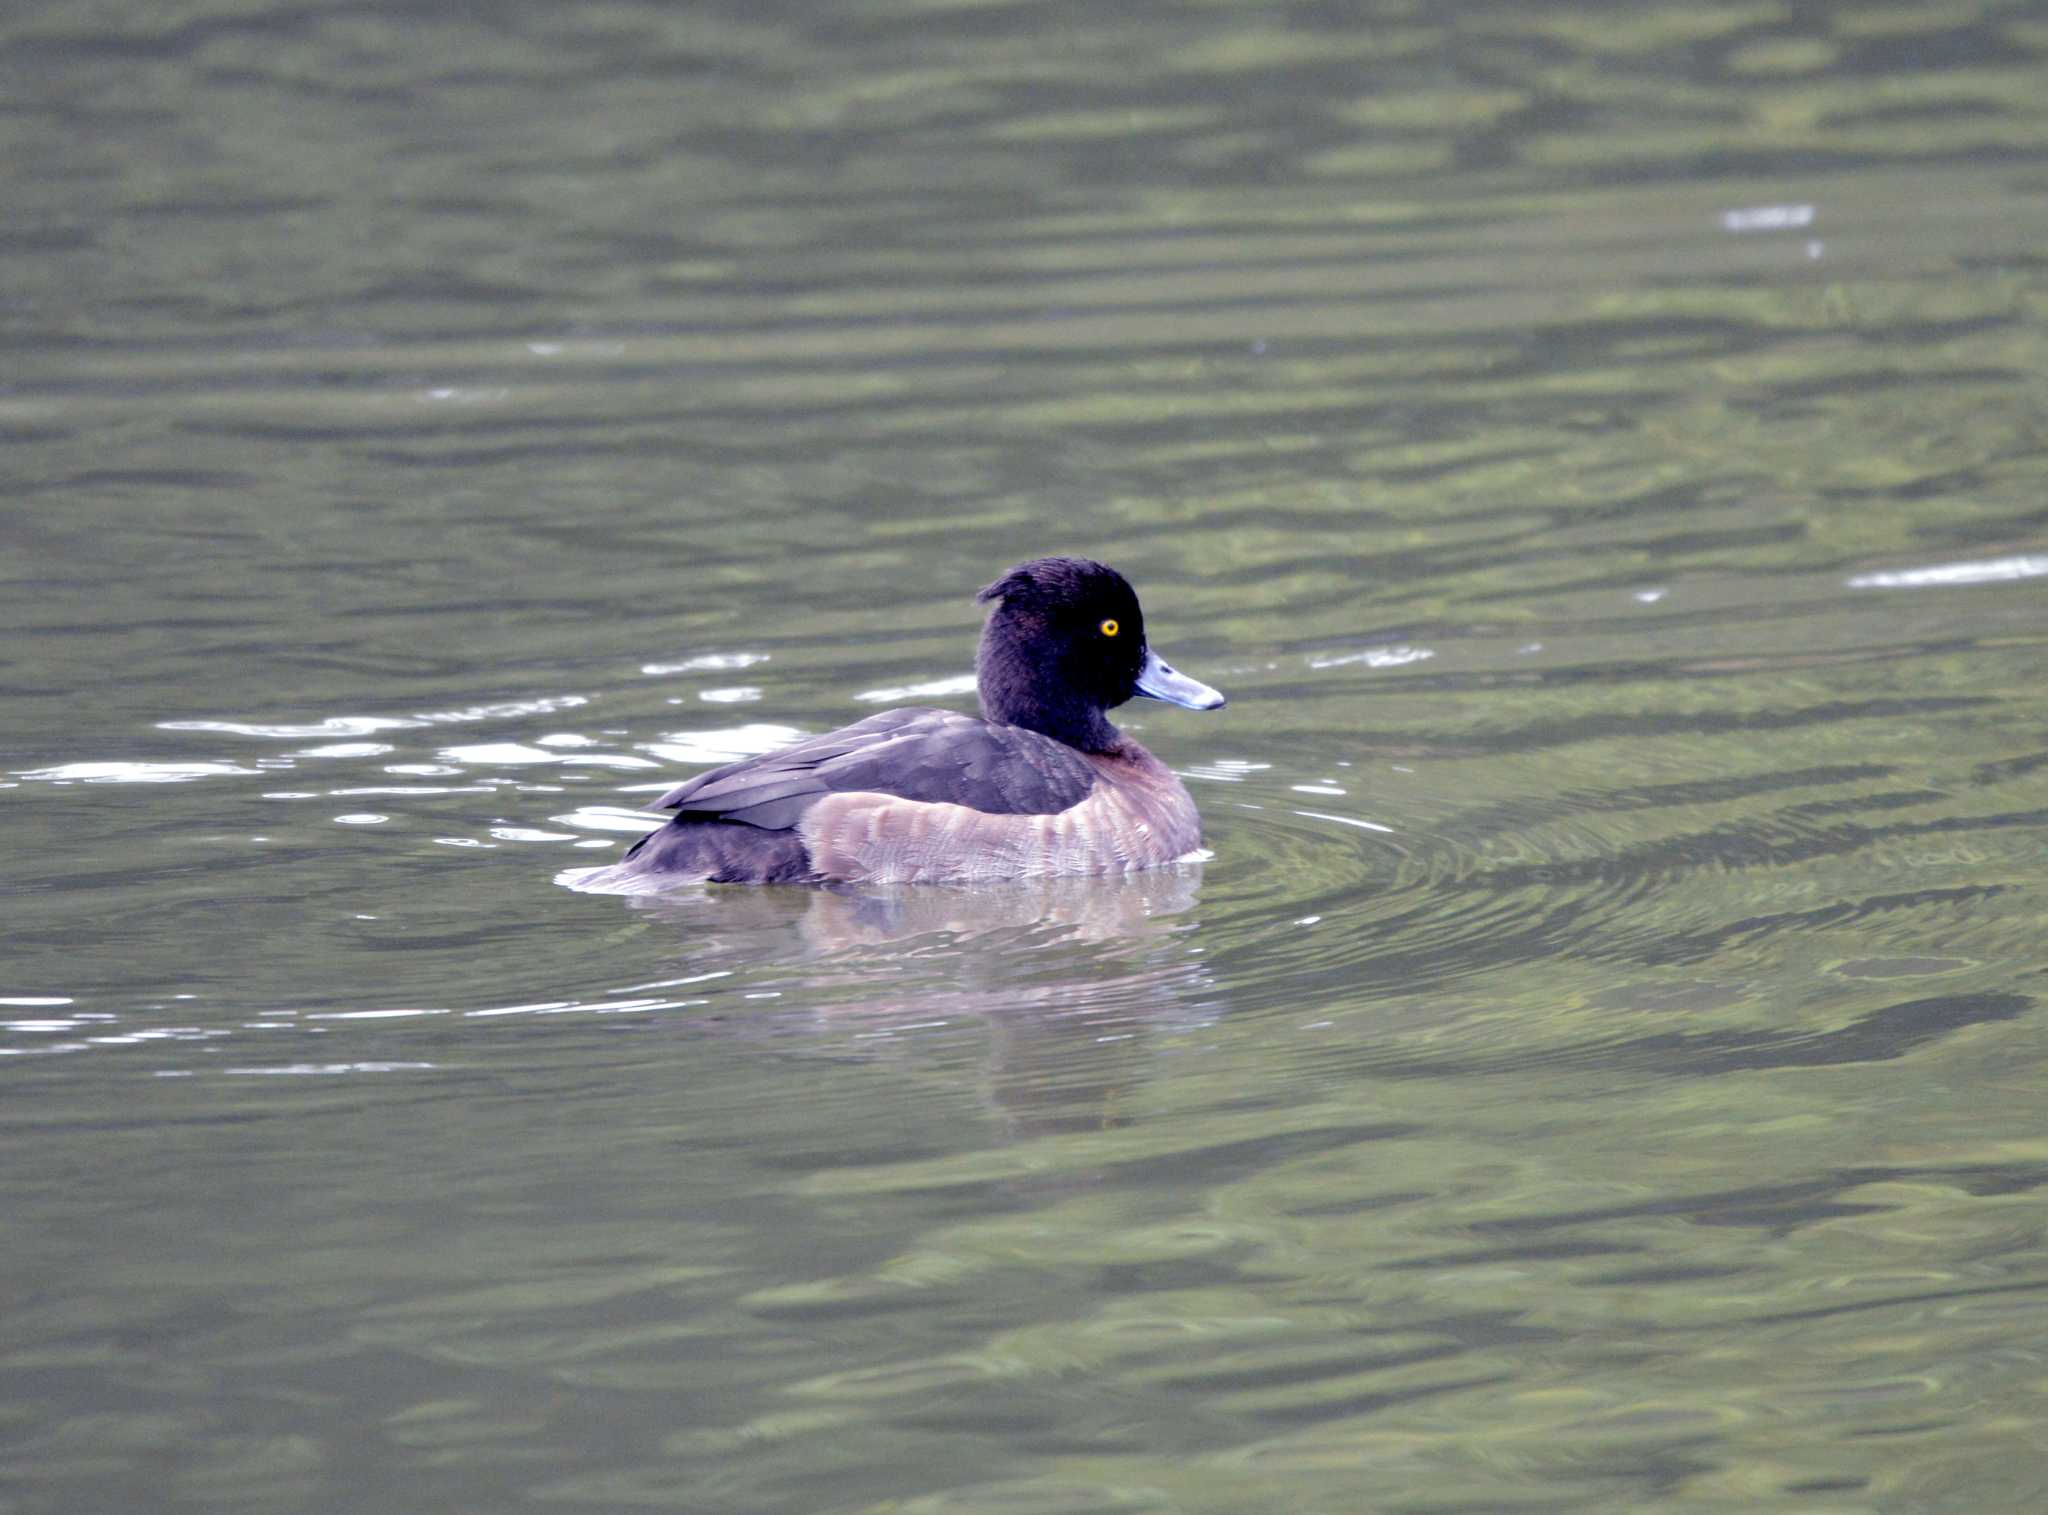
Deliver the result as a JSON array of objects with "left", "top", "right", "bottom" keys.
[{"left": 6, "top": 1, "right": 2048, "bottom": 1510}]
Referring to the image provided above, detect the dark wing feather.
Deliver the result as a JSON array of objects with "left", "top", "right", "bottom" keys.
[{"left": 648, "top": 707, "right": 1096, "bottom": 830}]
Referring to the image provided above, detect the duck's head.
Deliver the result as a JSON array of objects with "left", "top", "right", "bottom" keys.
[{"left": 974, "top": 556, "right": 1225, "bottom": 752}]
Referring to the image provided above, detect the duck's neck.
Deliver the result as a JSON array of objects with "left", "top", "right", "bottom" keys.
[{"left": 977, "top": 629, "right": 1120, "bottom": 753}]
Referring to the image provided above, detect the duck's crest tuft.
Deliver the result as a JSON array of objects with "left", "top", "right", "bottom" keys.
[{"left": 976, "top": 555, "right": 1125, "bottom": 608}]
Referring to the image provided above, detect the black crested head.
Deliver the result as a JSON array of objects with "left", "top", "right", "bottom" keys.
[{"left": 974, "top": 556, "right": 1148, "bottom": 752}]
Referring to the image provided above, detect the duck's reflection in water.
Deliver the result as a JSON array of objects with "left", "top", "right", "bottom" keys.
[{"left": 620, "top": 865, "right": 1222, "bottom": 1139}]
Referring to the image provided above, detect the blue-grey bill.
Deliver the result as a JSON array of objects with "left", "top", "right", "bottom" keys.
[{"left": 1135, "top": 648, "right": 1226, "bottom": 710}]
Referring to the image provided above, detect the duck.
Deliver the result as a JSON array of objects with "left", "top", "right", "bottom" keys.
[{"left": 572, "top": 556, "right": 1225, "bottom": 888}]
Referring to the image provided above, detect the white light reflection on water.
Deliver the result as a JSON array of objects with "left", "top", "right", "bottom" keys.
[
  {"left": 16, "top": 760, "right": 261, "bottom": 784},
  {"left": 329, "top": 785, "right": 494, "bottom": 796},
  {"left": 1846, "top": 554, "right": 2048, "bottom": 589},
  {"left": 641, "top": 652, "right": 770, "bottom": 675},
  {"left": 640, "top": 723, "right": 805, "bottom": 765},
  {"left": 1182, "top": 759, "right": 1274, "bottom": 783},
  {"left": 463, "top": 996, "right": 690, "bottom": 1018},
  {"left": 551, "top": 805, "right": 662, "bottom": 833},
  {"left": 1291, "top": 809, "right": 1396, "bottom": 834},
  {"left": 438, "top": 742, "right": 658, "bottom": 768},
  {"left": 291, "top": 742, "right": 393, "bottom": 758},
  {"left": 610, "top": 971, "right": 735, "bottom": 993},
  {"left": 1721, "top": 202, "right": 1815, "bottom": 232},
  {"left": 413, "top": 697, "right": 591, "bottom": 724},
  {"left": 159, "top": 695, "right": 591, "bottom": 741},
  {"left": 161, "top": 715, "right": 422, "bottom": 739},
  {"left": 213, "top": 1061, "right": 439, "bottom": 1076},
  {"left": 32, "top": 709, "right": 805, "bottom": 815},
  {"left": 304, "top": 1008, "right": 447, "bottom": 1020},
  {"left": 853, "top": 672, "right": 979, "bottom": 703},
  {"left": 1304, "top": 645, "right": 1434, "bottom": 670}
]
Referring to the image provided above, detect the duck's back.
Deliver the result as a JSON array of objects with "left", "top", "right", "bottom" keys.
[
  {"left": 651, "top": 707, "right": 1095, "bottom": 828},
  {"left": 571, "top": 707, "right": 1201, "bottom": 887}
]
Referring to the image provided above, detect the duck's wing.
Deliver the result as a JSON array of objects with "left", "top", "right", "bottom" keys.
[{"left": 648, "top": 707, "right": 1098, "bottom": 831}]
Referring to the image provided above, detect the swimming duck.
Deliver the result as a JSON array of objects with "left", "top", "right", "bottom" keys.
[{"left": 580, "top": 556, "right": 1225, "bottom": 887}]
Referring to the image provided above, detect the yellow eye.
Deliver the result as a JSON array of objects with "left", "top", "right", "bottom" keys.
[{"left": 1099, "top": 618, "right": 1120, "bottom": 637}]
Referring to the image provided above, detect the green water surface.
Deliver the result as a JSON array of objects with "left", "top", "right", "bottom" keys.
[{"left": 5, "top": 1, "right": 2048, "bottom": 1511}]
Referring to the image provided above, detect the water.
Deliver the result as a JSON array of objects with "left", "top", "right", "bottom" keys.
[{"left": 6, "top": 1, "right": 2048, "bottom": 1510}]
